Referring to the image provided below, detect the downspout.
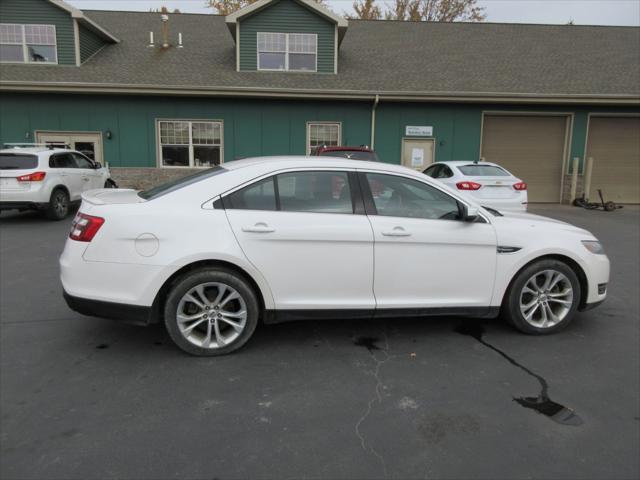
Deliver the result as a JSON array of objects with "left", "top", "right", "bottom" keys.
[{"left": 370, "top": 94, "right": 379, "bottom": 149}]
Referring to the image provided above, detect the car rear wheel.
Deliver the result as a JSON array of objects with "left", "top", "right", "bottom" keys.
[
  {"left": 45, "top": 188, "right": 70, "bottom": 221},
  {"left": 504, "top": 259, "right": 581, "bottom": 334},
  {"left": 164, "top": 269, "right": 259, "bottom": 356}
]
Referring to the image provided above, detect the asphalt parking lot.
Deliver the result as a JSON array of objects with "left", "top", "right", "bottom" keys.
[{"left": 1, "top": 205, "right": 638, "bottom": 480}]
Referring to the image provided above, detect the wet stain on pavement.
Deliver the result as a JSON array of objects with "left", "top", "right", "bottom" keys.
[
  {"left": 353, "top": 336, "right": 381, "bottom": 352},
  {"left": 95, "top": 343, "right": 109, "bottom": 349},
  {"left": 455, "top": 322, "right": 583, "bottom": 426}
]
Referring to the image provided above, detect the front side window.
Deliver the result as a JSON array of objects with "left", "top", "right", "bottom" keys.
[
  {"left": 72, "top": 153, "right": 94, "bottom": 169},
  {"left": 49, "top": 153, "right": 76, "bottom": 169},
  {"left": 307, "top": 123, "right": 341, "bottom": 155},
  {"left": 257, "top": 32, "right": 317, "bottom": 72},
  {"left": 0, "top": 24, "right": 57, "bottom": 63},
  {"left": 158, "top": 120, "right": 223, "bottom": 168},
  {"left": 366, "top": 173, "right": 461, "bottom": 220},
  {"left": 226, "top": 171, "right": 353, "bottom": 214}
]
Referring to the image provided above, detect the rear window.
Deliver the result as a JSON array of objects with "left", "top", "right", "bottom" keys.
[
  {"left": 319, "top": 150, "right": 379, "bottom": 161},
  {"left": 138, "top": 166, "right": 227, "bottom": 200},
  {"left": 459, "top": 165, "right": 509, "bottom": 176},
  {"left": 0, "top": 154, "right": 38, "bottom": 170}
]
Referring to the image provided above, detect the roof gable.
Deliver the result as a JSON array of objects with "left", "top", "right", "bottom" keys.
[
  {"left": 46, "top": 0, "right": 120, "bottom": 43},
  {"left": 225, "top": 0, "right": 348, "bottom": 43}
]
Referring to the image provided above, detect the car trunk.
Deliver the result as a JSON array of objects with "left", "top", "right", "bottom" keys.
[
  {"left": 0, "top": 154, "right": 39, "bottom": 192},
  {"left": 81, "top": 189, "right": 147, "bottom": 206},
  {"left": 472, "top": 176, "right": 519, "bottom": 199}
]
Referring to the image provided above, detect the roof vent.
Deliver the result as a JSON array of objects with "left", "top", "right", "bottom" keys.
[
  {"left": 161, "top": 8, "right": 169, "bottom": 48},
  {"left": 178, "top": 32, "right": 183, "bottom": 48},
  {"left": 148, "top": 31, "right": 154, "bottom": 47}
]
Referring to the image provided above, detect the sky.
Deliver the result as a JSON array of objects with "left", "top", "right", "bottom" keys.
[{"left": 66, "top": 0, "right": 640, "bottom": 26}]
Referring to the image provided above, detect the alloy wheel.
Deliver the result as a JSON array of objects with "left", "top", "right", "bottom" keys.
[
  {"left": 54, "top": 191, "right": 68, "bottom": 217},
  {"left": 519, "top": 269, "right": 574, "bottom": 328},
  {"left": 176, "top": 282, "right": 247, "bottom": 349}
]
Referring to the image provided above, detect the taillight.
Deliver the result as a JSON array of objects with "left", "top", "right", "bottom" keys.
[
  {"left": 456, "top": 181, "right": 482, "bottom": 191},
  {"left": 69, "top": 213, "right": 104, "bottom": 242},
  {"left": 16, "top": 171, "right": 46, "bottom": 182},
  {"left": 513, "top": 182, "right": 527, "bottom": 191}
]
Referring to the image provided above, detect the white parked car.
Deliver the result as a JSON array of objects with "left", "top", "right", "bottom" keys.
[
  {"left": 0, "top": 146, "right": 116, "bottom": 220},
  {"left": 60, "top": 156, "right": 609, "bottom": 356},
  {"left": 423, "top": 161, "right": 528, "bottom": 212}
]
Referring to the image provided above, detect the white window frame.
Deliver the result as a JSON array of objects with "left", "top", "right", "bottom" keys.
[
  {"left": 257, "top": 32, "right": 317, "bottom": 73},
  {"left": 0, "top": 23, "right": 58, "bottom": 64},
  {"left": 156, "top": 119, "right": 224, "bottom": 168},
  {"left": 306, "top": 122, "right": 342, "bottom": 155}
]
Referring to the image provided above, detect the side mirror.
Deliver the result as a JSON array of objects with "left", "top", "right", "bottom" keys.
[
  {"left": 462, "top": 204, "right": 480, "bottom": 222},
  {"left": 94, "top": 162, "right": 102, "bottom": 169}
]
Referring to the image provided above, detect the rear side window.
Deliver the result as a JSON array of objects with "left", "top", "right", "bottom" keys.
[
  {"left": 278, "top": 171, "right": 352, "bottom": 214},
  {"left": 459, "top": 165, "right": 509, "bottom": 176},
  {"left": 0, "top": 154, "right": 38, "bottom": 170},
  {"left": 225, "top": 171, "right": 353, "bottom": 214},
  {"left": 139, "top": 166, "right": 227, "bottom": 200},
  {"left": 226, "top": 177, "right": 276, "bottom": 211}
]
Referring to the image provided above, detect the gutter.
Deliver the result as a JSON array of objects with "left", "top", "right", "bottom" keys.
[
  {"left": 370, "top": 94, "right": 379, "bottom": 149},
  {"left": 1, "top": 81, "right": 639, "bottom": 106}
]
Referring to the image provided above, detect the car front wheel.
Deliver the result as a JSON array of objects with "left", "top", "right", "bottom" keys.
[
  {"left": 504, "top": 259, "right": 581, "bottom": 334},
  {"left": 164, "top": 269, "right": 259, "bottom": 356}
]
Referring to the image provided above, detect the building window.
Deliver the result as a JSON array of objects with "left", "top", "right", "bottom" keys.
[
  {"left": 257, "top": 32, "right": 317, "bottom": 72},
  {"left": 307, "top": 122, "right": 341, "bottom": 154},
  {"left": 158, "top": 120, "right": 223, "bottom": 168},
  {"left": 0, "top": 24, "right": 57, "bottom": 63}
]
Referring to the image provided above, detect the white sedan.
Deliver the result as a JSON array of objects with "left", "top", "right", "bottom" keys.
[
  {"left": 60, "top": 156, "right": 609, "bottom": 356},
  {"left": 423, "top": 161, "right": 528, "bottom": 212}
]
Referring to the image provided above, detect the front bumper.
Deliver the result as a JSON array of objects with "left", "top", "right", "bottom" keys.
[{"left": 63, "top": 290, "right": 153, "bottom": 325}]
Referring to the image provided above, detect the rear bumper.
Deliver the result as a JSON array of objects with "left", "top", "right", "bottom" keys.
[{"left": 63, "top": 290, "right": 153, "bottom": 326}]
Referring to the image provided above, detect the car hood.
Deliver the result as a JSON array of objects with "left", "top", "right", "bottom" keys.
[{"left": 490, "top": 209, "right": 593, "bottom": 237}]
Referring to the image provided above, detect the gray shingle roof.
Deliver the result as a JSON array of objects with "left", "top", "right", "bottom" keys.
[{"left": 1, "top": 10, "right": 639, "bottom": 100}]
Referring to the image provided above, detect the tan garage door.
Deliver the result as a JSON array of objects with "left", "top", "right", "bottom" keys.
[
  {"left": 586, "top": 116, "right": 640, "bottom": 204},
  {"left": 481, "top": 115, "right": 568, "bottom": 202}
]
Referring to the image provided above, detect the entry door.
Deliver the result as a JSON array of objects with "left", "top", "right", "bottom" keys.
[
  {"left": 223, "top": 170, "right": 376, "bottom": 310},
  {"left": 402, "top": 138, "right": 434, "bottom": 172},
  {"left": 361, "top": 172, "right": 497, "bottom": 309},
  {"left": 36, "top": 132, "right": 104, "bottom": 164}
]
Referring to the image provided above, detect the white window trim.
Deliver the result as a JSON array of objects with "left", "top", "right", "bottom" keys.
[
  {"left": 0, "top": 23, "right": 58, "bottom": 64},
  {"left": 257, "top": 32, "right": 317, "bottom": 73},
  {"left": 306, "top": 121, "right": 342, "bottom": 155},
  {"left": 156, "top": 119, "right": 224, "bottom": 169}
]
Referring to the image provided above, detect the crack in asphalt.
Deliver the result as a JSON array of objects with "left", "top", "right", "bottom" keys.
[
  {"left": 353, "top": 330, "right": 393, "bottom": 478},
  {"left": 455, "top": 322, "right": 583, "bottom": 426}
]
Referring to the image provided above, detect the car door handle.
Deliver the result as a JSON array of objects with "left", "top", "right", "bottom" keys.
[
  {"left": 242, "top": 222, "right": 275, "bottom": 233},
  {"left": 382, "top": 226, "right": 412, "bottom": 237}
]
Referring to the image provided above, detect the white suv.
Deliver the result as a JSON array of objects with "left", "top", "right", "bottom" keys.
[{"left": 0, "top": 146, "right": 116, "bottom": 220}]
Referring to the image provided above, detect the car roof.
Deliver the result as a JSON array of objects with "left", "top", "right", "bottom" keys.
[
  {"left": 222, "top": 155, "right": 413, "bottom": 175},
  {"left": 431, "top": 161, "right": 503, "bottom": 168}
]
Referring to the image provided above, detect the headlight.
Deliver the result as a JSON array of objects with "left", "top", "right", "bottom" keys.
[{"left": 582, "top": 240, "right": 605, "bottom": 255}]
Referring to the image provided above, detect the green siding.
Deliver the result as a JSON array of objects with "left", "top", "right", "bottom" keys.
[
  {"left": 1, "top": 92, "right": 637, "bottom": 172},
  {"left": 238, "top": 0, "right": 335, "bottom": 73},
  {"left": 78, "top": 23, "right": 106, "bottom": 63},
  {"left": 0, "top": 0, "right": 75, "bottom": 65}
]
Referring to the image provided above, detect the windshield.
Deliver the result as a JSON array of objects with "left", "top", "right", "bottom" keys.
[
  {"left": 319, "top": 150, "right": 379, "bottom": 161},
  {"left": 138, "top": 166, "right": 227, "bottom": 200},
  {"left": 459, "top": 165, "right": 509, "bottom": 176},
  {"left": 0, "top": 154, "right": 38, "bottom": 170}
]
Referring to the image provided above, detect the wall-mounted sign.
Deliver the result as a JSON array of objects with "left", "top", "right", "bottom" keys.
[{"left": 405, "top": 126, "right": 433, "bottom": 137}]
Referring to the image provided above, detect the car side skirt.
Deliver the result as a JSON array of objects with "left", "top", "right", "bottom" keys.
[{"left": 264, "top": 307, "right": 500, "bottom": 324}]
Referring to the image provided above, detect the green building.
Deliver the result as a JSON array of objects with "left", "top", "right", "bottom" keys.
[{"left": 1, "top": 0, "right": 639, "bottom": 202}]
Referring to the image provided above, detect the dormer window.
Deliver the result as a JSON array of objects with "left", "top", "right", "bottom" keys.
[
  {"left": 0, "top": 24, "right": 57, "bottom": 64},
  {"left": 257, "top": 32, "right": 316, "bottom": 72}
]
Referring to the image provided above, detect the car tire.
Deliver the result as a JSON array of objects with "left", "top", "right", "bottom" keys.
[
  {"left": 104, "top": 179, "right": 117, "bottom": 188},
  {"left": 503, "top": 259, "right": 581, "bottom": 335},
  {"left": 45, "top": 188, "right": 70, "bottom": 221},
  {"left": 164, "top": 268, "right": 259, "bottom": 356}
]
